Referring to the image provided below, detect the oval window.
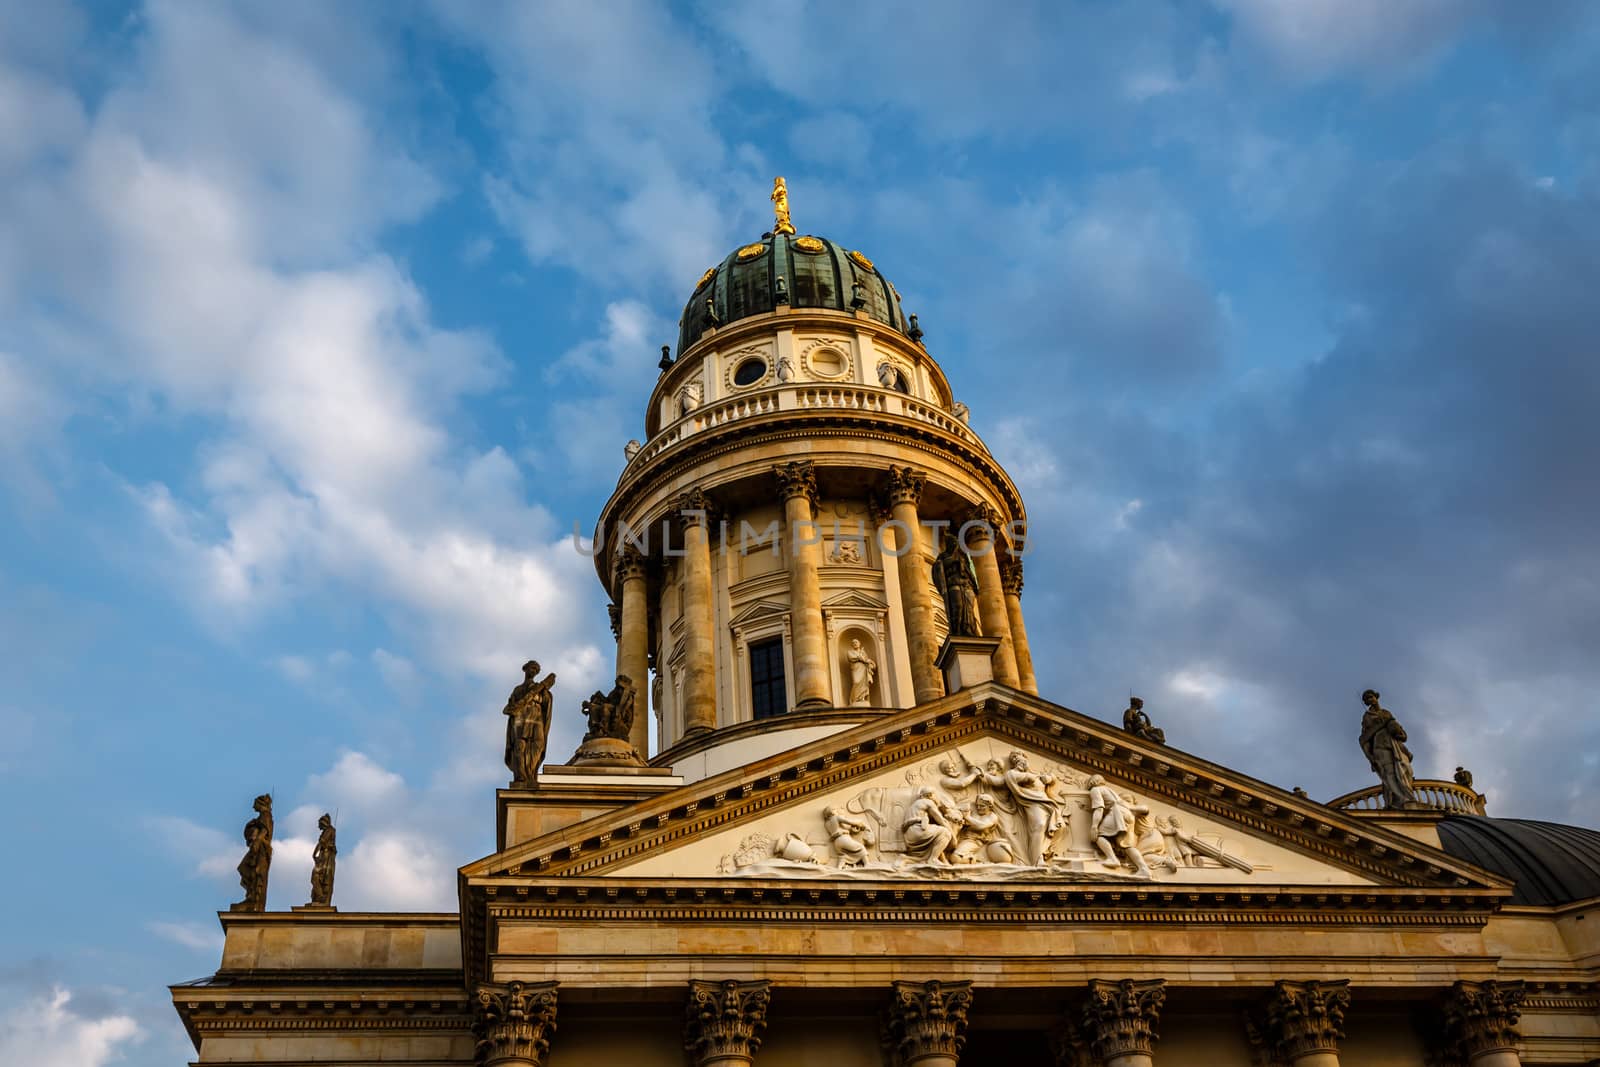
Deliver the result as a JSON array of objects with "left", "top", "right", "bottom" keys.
[
  {"left": 733, "top": 357, "right": 767, "bottom": 386},
  {"left": 809, "top": 348, "right": 845, "bottom": 377}
]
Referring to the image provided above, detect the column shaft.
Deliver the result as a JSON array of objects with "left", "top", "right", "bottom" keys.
[
  {"left": 963, "top": 514, "right": 1020, "bottom": 688},
  {"left": 1468, "top": 1052, "right": 1521, "bottom": 1067},
  {"left": 888, "top": 488, "right": 942, "bottom": 702},
  {"left": 616, "top": 551, "right": 650, "bottom": 755},
  {"left": 1000, "top": 558, "right": 1038, "bottom": 694},
  {"left": 1103, "top": 1055, "right": 1152, "bottom": 1067},
  {"left": 680, "top": 498, "right": 718, "bottom": 734},
  {"left": 778, "top": 463, "right": 829, "bottom": 707}
]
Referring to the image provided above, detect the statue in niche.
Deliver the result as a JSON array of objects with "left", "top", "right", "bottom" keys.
[
  {"left": 932, "top": 534, "right": 981, "bottom": 638},
  {"left": 231, "top": 794, "right": 273, "bottom": 912},
  {"left": 900, "top": 787, "right": 959, "bottom": 865},
  {"left": 307, "top": 813, "right": 337, "bottom": 907},
  {"left": 623, "top": 439, "right": 641, "bottom": 461},
  {"left": 983, "top": 752, "right": 1066, "bottom": 866},
  {"left": 1121, "top": 696, "right": 1166, "bottom": 744},
  {"left": 1086, "top": 774, "right": 1152, "bottom": 878},
  {"left": 846, "top": 638, "right": 877, "bottom": 706},
  {"left": 1358, "top": 688, "right": 1416, "bottom": 809},
  {"left": 571, "top": 675, "right": 645, "bottom": 766},
  {"left": 823, "top": 806, "right": 875, "bottom": 867},
  {"left": 502, "top": 660, "right": 556, "bottom": 786}
]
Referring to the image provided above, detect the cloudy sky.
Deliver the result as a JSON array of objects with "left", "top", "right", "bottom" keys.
[{"left": 2, "top": 1, "right": 1597, "bottom": 1063}]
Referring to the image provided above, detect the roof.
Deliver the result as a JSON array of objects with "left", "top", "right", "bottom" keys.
[{"left": 1436, "top": 815, "right": 1600, "bottom": 906}]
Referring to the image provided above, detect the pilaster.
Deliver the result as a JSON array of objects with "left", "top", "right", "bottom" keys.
[
  {"left": 684, "top": 979, "right": 771, "bottom": 1067},
  {"left": 472, "top": 981, "right": 558, "bottom": 1067},
  {"left": 881, "top": 979, "right": 973, "bottom": 1067}
]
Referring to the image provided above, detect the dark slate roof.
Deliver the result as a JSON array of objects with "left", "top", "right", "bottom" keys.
[
  {"left": 677, "top": 232, "right": 910, "bottom": 355},
  {"left": 1437, "top": 816, "right": 1600, "bottom": 906}
]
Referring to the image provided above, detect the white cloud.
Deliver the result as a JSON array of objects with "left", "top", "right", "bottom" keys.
[
  {"left": 0, "top": 987, "right": 142, "bottom": 1067},
  {"left": 372, "top": 648, "right": 419, "bottom": 693},
  {"left": 1213, "top": 0, "right": 1477, "bottom": 82},
  {"left": 144, "top": 815, "right": 241, "bottom": 882},
  {"left": 338, "top": 829, "right": 457, "bottom": 912},
  {"left": 146, "top": 920, "right": 224, "bottom": 954},
  {"left": 306, "top": 750, "right": 407, "bottom": 817}
]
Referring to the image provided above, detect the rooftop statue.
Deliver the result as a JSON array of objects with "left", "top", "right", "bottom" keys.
[
  {"left": 307, "top": 813, "right": 336, "bottom": 908},
  {"left": 1359, "top": 689, "right": 1417, "bottom": 809},
  {"left": 1122, "top": 696, "right": 1166, "bottom": 745},
  {"left": 932, "top": 534, "right": 981, "bottom": 638},
  {"left": 230, "top": 793, "right": 273, "bottom": 912},
  {"left": 770, "top": 176, "right": 796, "bottom": 235},
  {"left": 572, "top": 674, "right": 645, "bottom": 767},
  {"left": 503, "top": 660, "right": 556, "bottom": 787}
]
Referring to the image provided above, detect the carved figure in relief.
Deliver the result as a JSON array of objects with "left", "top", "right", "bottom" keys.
[
  {"left": 932, "top": 534, "right": 981, "bottom": 638},
  {"left": 231, "top": 794, "right": 274, "bottom": 912},
  {"left": 846, "top": 639, "right": 877, "bottom": 706},
  {"left": 985, "top": 752, "right": 1066, "bottom": 866},
  {"left": 1358, "top": 688, "right": 1416, "bottom": 809},
  {"left": 936, "top": 753, "right": 983, "bottom": 800},
  {"left": 1086, "top": 774, "right": 1152, "bottom": 878},
  {"left": 823, "top": 806, "right": 875, "bottom": 867},
  {"left": 901, "top": 787, "right": 958, "bottom": 865},
  {"left": 307, "top": 813, "right": 337, "bottom": 906},
  {"left": 829, "top": 538, "right": 863, "bottom": 565},
  {"left": 952, "top": 793, "right": 1017, "bottom": 864},
  {"left": 1156, "top": 814, "right": 1197, "bottom": 867},
  {"left": 1122, "top": 696, "right": 1165, "bottom": 744},
  {"left": 503, "top": 660, "right": 556, "bottom": 785}
]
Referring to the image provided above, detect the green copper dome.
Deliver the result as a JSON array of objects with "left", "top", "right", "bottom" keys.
[{"left": 677, "top": 230, "right": 912, "bottom": 354}]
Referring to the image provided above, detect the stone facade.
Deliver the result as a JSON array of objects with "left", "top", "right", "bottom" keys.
[{"left": 172, "top": 197, "right": 1600, "bottom": 1066}]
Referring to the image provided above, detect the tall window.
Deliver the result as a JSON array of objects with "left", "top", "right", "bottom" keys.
[{"left": 749, "top": 637, "right": 788, "bottom": 720}]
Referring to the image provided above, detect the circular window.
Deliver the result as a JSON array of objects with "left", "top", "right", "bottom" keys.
[
  {"left": 808, "top": 348, "right": 845, "bottom": 378},
  {"left": 733, "top": 357, "right": 768, "bottom": 386}
]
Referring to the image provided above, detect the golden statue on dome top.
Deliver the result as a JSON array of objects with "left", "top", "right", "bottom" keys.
[{"left": 771, "top": 176, "right": 796, "bottom": 235}]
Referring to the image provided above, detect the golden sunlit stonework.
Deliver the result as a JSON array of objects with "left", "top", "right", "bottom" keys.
[{"left": 172, "top": 185, "right": 1600, "bottom": 1067}]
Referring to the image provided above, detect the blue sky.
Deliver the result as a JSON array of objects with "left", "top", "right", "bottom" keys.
[{"left": 2, "top": 2, "right": 1598, "bottom": 1063}]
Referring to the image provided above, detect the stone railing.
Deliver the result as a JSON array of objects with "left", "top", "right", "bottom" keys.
[
  {"left": 623, "top": 384, "right": 985, "bottom": 475},
  {"left": 1327, "top": 780, "right": 1487, "bottom": 816}
]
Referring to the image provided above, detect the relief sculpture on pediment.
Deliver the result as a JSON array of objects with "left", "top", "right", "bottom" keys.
[{"left": 716, "top": 746, "right": 1254, "bottom": 882}]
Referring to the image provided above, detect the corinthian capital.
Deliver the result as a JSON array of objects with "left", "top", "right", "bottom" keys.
[
  {"left": 1257, "top": 980, "right": 1350, "bottom": 1060},
  {"left": 885, "top": 465, "right": 926, "bottom": 508},
  {"left": 774, "top": 461, "right": 819, "bottom": 510},
  {"left": 615, "top": 545, "right": 648, "bottom": 585},
  {"left": 1444, "top": 980, "right": 1524, "bottom": 1059},
  {"left": 1083, "top": 978, "right": 1166, "bottom": 1061},
  {"left": 684, "top": 979, "right": 771, "bottom": 1066},
  {"left": 999, "top": 556, "right": 1024, "bottom": 597},
  {"left": 472, "top": 981, "right": 558, "bottom": 1067},
  {"left": 676, "top": 488, "right": 718, "bottom": 528},
  {"left": 881, "top": 980, "right": 973, "bottom": 1067}
]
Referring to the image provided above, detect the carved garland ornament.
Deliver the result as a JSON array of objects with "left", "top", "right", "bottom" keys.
[
  {"left": 683, "top": 979, "right": 771, "bottom": 1066},
  {"left": 472, "top": 981, "right": 558, "bottom": 1067},
  {"left": 1083, "top": 978, "right": 1166, "bottom": 1061},
  {"left": 881, "top": 980, "right": 973, "bottom": 1067}
]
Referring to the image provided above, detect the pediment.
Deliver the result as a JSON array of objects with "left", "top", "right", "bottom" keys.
[
  {"left": 821, "top": 589, "right": 888, "bottom": 610},
  {"left": 463, "top": 685, "right": 1509, "bottom": 900},
  {"left": 728, "top": 600, "right": 790, "bottom": 627}
]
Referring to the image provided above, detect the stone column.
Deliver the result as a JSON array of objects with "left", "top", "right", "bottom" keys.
[
  {"left": 472, "top": 981, "right": 558, "bottom": 1067},
  {"left": 678, "top": 489, "right": 719, "bottom": 735},
  {"left": 1253, "top": 980, "right": 1351, "bottom": 1067},
  {"left": 998, "top": 556, "right": 1037, "bottom": 695},
  {"left": 1443, "top": 981, "right": 1525, "bottom": 1067},
  {"left": 776, "top": 462, "right": 830, "bottom": 708},
  {"left": 1083, "top": 978, "right": 1166, "bottom": 1067},
  {"left": 882, "top": 980, "right": 973, "bottom": 1067},
  {"left": 959, "top": 507, "right": 1020, "bottom": 689},
  {"left": 886, "top": 466, "right": 944, "bottom": 703},
  {"left": 614, "top": 546, "right": 651, "bottom": 756},
  {"left": 684, "top": 979, "right": 771, "bottom": 1067}
]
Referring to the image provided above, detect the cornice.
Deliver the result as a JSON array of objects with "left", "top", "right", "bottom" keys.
[{"left": 649, "top": 707, "right": 876, "bottom": 767}]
